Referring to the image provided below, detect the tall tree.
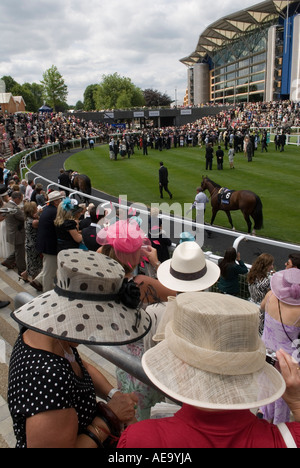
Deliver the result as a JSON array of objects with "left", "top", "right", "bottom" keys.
[
  {"left": 40, "top": 65, "right": 68, "bottom": 111},
  {"left": 83, "top": 84, "right": 98, "bottom": 111},
  {"left": 95, "top": 73, "right": 145, "bottom": 109},
  {"left": 143, "top": 88, "right": 172, "bottom": 107}
]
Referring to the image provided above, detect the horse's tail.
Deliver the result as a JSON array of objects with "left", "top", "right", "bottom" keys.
[
  {"left": 253, "top": 195, "right": 263, "bottom": 230},
  {"left": 85, "top": 176, "right": 92, "bottom": 195}
]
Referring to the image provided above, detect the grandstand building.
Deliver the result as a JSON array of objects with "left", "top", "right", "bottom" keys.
[{"left": 181, "top": 0, "right": 300, "bottom": 105}]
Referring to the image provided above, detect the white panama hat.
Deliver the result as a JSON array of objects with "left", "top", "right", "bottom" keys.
[{"left": 157, "top": 241, "right": 220, "bottom": 292}]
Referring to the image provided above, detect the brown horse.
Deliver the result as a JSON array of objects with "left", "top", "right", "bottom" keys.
[
  {"left": 200, "top": 176, "right": 263, "bottom": 234},
  {"left": 72, "top": 173, "right": 92, "bottom": 203}
]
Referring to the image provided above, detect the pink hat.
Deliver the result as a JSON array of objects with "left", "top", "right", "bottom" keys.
[
  {"left": 270, "top": 269, "right": 300, "bottom": 306},
  {"left": 97, "top": 220, "right": 150, "bottom": 267}
]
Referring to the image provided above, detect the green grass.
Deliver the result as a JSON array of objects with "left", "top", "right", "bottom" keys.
[{"left": 65, "top": 143, "right": 300, "bottom": 244}]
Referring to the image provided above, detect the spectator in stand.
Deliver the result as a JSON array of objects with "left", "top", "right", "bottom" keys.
[
  {"left": 217, "top": 247, "right": 248, "bottom": 296},
  {"left": 24, "top": 180, "right": 34, "bottom": 201},
  {"left": 285, "top": 253, "right": 300, "bottom": 270},
  {"left": 1, "top": 191, "right": 26, "bottom": 275},
  {"left": 33, "top": 191, "right": 64, "bottom": 292},
  {"left": 259, "top": 268, "right": 300, "bottom": 424},
  {"left": 20, "top": 201, "right": 42, "bottom": 283},
  {"left": 117, "top": 292, "right": 300, "bottom": 448},
  {"left": 8, "top": 250, "right": 149, "bottom": 448},
  {"left": 247, "top": 253, "right": 275, "bottom": 335},
  {"left": 81, "top": 206, "right": 104, "bottom": 251},
  {"left": 248, "top": 253, "right": 275, "bottom": 304},
  {"left": 54, "top": 198, "right": 83, "bottom": 253}
]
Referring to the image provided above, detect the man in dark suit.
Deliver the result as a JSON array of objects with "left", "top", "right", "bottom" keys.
[
  {"left": 159, "top": 162, "right": 172, "bottom": 199},
  {"left": 81, "top": 206, "right": 102, "bottom": 251},
  {"left": 57, "top": 169, "right": 71, "bottom": 195},
  {"left": 33, "top": 191, "right": 64, "bottom": 292}
]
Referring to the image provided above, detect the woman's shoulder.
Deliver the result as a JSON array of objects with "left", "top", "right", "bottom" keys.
[{"left": 63, "top": 219, "right": 77, "bottom": 229}]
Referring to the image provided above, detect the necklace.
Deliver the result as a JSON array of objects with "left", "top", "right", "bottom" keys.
[{"left": 57, "top": 340, "right": 76, "bottom": 363}]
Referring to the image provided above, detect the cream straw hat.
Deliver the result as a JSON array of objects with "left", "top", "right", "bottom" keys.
[
  {"left": 12, "top": 250, "right": 151, "bottom": 346},
  {"left": 157, "top": 241, "right": 220, "bottom": 292},
  {"left": 142, "top": 292, "right": 285, "bottom": 410}
]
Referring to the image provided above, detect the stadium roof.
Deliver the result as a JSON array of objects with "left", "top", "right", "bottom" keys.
[{"left": 180, "top": 0, "right": 300, "bottom": 66}]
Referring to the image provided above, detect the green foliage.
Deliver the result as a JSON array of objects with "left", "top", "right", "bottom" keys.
[
  {"left": 40, "top": 65, "right": 68, "bottom": 111},
  {"left": 143, "top": 88, "right": 172, "bottom": 107},
  {"left": 94, "top": 73, "right": 145, "bottom": 109},
  {"left": 83, "top": 84, "right": 98, "bottom": 111}
]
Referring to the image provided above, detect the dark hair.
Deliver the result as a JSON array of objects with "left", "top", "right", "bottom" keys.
[
  {"left": 289, "top": 253, "right": 300, "bottom": 269},
  {"left": 219, "top": 247, "right": 237, "bottom": 278}
]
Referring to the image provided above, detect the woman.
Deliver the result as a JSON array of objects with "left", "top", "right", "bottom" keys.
[
  {"left": 259, "top": 268, "right": 300, "bottom": 424},
  {"left": 117, "top": 292, "right": 300, "bottom": 449},
  {"left": 218, "top": 247, "right": 248, "bottom": 296},
  {"left": 247, "top": 253, "right": 275, "bottom": 335},
  {"left": 8, "top": 250, "right": 151, "bottom": 448},
  {"left": 54, "top": 198, "right": 83, "bottom": 252},
  {"left": 20, "top": 201, "right": 42, "bottom": 283},
  {"left": 248, "top": 253, "right": 275, "bottom": 304},
  {"left": 96, "top": 220, "right": 176, "bottom": 420}
]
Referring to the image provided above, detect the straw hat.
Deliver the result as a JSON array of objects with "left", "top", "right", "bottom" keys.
[
  {"left": 47, "top": 191, "right": 64, "bottom": 203},
  {"left": 11, "top": 250, "right": 151, "bottom": 346},
  {"left": 270, "top": 268, "right": 300, "bottom": 306},
  {"left": 142, "top": 292, "right": 286, "bottom": 410},
  {"left": 157, "top": 241, "right": 220, "bottom": 292}
]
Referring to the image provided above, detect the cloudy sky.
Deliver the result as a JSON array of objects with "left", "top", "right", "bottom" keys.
[{"left": 0, "top": 0, "right": 257, "bottom": 105}]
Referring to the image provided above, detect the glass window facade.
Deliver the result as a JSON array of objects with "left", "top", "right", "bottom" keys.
[{"left": 210, "top": 28, "right": 269, "bottom": 104}]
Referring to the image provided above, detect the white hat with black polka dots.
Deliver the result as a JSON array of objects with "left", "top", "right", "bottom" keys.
[{"left": 12, "top": 249, "right": 152, "bottom": 345}]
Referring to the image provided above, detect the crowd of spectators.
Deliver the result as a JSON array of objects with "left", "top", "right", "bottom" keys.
[
  {"left": 0, "top": 100, "right": 299, "bottom": 159},
  {"left": 1, "top": 99, "right": 300, "bottom": 445}
]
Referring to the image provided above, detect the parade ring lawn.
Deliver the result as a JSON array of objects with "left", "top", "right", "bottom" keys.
[{"left": 64, "top": 143, "right": 300, "bottom": 244}]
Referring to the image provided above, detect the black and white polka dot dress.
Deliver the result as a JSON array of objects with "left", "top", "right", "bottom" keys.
[{"left": 8, "top": 331, "right": 97, "bottom": 448}]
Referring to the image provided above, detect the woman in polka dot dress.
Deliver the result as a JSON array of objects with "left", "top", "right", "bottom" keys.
[{"left": 8, "top": 250, "right": 152, "bottom": 448}]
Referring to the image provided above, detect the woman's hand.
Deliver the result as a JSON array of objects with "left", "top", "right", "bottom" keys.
[
  {"left": 277, "top": 348, "right": 300, "bottom": 421},
  {"left": 107, "top": 391, "right": 138, "bottom": 424}
]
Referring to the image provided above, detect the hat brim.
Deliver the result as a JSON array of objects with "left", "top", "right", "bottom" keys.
[
  {"left": 12, "top": 290, "right": 152, "bottom": 346},
  {"left": 271, "top": 270, "right": 300, "bottom": 306},
  {"left": 157, "top": 258, "right": 220, "bottom": 292},
  {"left": 142, "top": 339, "right": 286, "bottom": 410}
]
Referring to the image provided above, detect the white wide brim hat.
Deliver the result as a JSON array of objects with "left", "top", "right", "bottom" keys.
[
  {"left": 143, "top": 292, "right": 286, "bottom": 410},
  {"left": 12, "top": 250, "right": 151, "bottom": 346},
  {"left": 157, "top": 241, "right": 220, "bottom": 292}
]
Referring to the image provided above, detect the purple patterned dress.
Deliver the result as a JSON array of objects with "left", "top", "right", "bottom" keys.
[{"left": 261, "top": 295, "right": 300, "bottom": 424}]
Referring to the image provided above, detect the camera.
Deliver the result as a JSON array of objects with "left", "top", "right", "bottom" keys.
[{"left": 266, "top": 348, "right": 278, "bottom": 366}]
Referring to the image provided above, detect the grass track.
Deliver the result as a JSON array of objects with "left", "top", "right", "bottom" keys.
[{"left": 65, "top": 143, "right": 300, "bottom": 244}]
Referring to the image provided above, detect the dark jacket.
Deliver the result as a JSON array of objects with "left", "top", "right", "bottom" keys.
[
  {"left": 36, "top": 204, "right": 58, "bottom": 255},
  {"left": 159, "top": 165, "right": 169, "bottom": 186}
]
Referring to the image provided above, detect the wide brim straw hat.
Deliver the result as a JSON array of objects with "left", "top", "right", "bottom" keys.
[
  {"left": 47, "top": 190, "right": 65, "bottom": 203},
  {"left": 142, "top": 292, "right": 286, "bottom": 410},
  {"left": 11, "top": 250, "right": 151, "bottom": 346},
  {"left": 157, "top": 241, "right": 220, "bottom": 292},
  {"left": 270, "top": 268, "right": 300, "bottom": 306}
]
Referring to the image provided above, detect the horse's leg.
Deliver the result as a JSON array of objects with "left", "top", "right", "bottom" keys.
[
  {"left": 225, "top": 210, "right": 235, "bottom": 230},
  {"left": 210, "top": 209, "right": 217, "bottom": 226},
  {"left": 243, "top": 212, "right": 252, "bottom": 234}
]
